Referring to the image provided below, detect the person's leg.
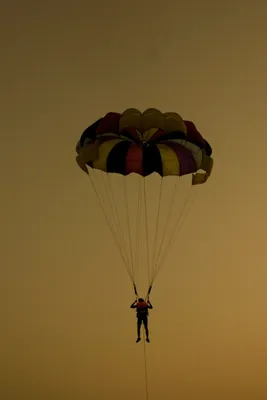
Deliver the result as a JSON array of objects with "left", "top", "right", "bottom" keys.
[
  {"left": 137, "top": 318, "right": 142, "bottom": 340},
  {"left": 143, "top": 317, "right": 149, "bottom": 339}
]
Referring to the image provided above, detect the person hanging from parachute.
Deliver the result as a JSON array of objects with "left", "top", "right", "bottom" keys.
[
  {"left": 131, "top": 297, "right": 153, "bottom": 343},
  {"left": 75, "top": 108, "right": 214, "bottom": 342}
]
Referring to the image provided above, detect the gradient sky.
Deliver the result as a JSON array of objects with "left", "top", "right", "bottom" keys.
[{"left": 2, "top": 1, "right": 267, "bottom": 399}]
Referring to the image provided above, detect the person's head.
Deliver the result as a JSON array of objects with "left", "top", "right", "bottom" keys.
[{"left": 138, "top": 298, "right": 144, "bottom": 302}]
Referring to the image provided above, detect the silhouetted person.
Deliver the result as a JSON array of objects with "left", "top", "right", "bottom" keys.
[{"left": 130, "top": 298, "right": 153, "bottom": 343}]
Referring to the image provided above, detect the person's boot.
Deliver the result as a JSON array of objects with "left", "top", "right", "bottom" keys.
[
  {"left": 146, "top": 337, "right": 150, "bottom": 343},
  {"left": 136, "top": 337, "right": 141, "bottom": 343}
]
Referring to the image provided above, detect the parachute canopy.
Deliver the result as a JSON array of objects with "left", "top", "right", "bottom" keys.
[
  {"left": 76, "top": 108, "right": 213, "bottom": 185},
  {"left": 75, "top": 109, "right": 213, "bottom": 293}
]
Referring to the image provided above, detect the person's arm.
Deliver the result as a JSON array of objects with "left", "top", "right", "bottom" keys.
[
  {"left": 130, "top": 300, "right": 137, "bottom": 308},
  {"left": 147, "top": 300, "right": 153, "bottom": 309}
]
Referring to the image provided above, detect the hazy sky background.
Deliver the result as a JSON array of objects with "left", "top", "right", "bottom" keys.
[{"left": 2, "top": 1, "right": 267, "bottom": 399}]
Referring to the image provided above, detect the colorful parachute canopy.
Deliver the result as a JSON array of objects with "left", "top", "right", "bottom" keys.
[
  {"left": 75, "top": 109, "right": 214, "bottom": 291},
  {"left": 76, "top": 108, "right": 213, "bottom": 185}
]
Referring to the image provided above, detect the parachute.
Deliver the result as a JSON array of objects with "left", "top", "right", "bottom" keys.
[{"left": 76, "top": 108, "right": 213, "bottom": 297}]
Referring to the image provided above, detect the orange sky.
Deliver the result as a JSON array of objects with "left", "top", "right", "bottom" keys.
[{"left": 2, "top": 1, "right": 267, "bottom": 399}]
